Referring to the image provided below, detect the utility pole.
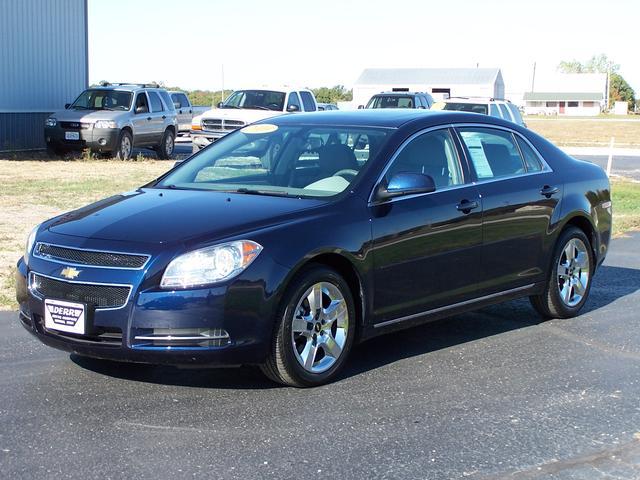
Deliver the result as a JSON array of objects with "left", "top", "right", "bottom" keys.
[
  {"left": 221, "top": 64, "right": 225, "bottom": 103},
  {"left": 531, "top": 62, "right": 536, "bottom": 92}
]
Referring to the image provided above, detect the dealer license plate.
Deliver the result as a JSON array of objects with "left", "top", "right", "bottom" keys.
[
  {"left": 44, "top": 299, "right": 85, "bottom": 335},
  {"left": 64, "top": 131, "right": 80, "bottom": 141}
]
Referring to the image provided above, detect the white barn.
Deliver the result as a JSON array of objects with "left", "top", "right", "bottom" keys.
[
  {"left": 352, "top": 68, "right": 505, "bottom": 108},
  {"left": 523, "top": 73, "right": 607, "bottom": 116}
]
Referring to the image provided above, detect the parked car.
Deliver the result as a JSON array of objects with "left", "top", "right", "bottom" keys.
[
  {"left": 361, "top": 92, "right": 434, "bottom": 109},
  {"left": 317, "top": 102, "right": 338, "bottom": 111},
  {"left": 191, "top": 87, "right": 318, "bottom": 153},
  {"left": 44, "top": 83, "right": 178, "bottom": 159},
  {"left": 434, "top": 97, "right": 526, "bottom": 127},
  {"left": 18, "top": 110, "right": 611, "bottom": 387},
  {"left": 168, "top": 91, "right": 209, "bottom": 134}
]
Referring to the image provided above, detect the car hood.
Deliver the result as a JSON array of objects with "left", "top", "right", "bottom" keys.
[
  {"left": 47, "top": 188, "right": 326, "bottom": 245},
  {"left": 197, "top": 108, "right": 285, "bottom": 123},
  {"left": 50, "top": 109, "right": 129, "bottom": 122}
]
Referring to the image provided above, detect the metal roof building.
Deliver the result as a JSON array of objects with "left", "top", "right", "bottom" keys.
[
  {"left": 0, "top": 0, "right": 88, "bottom": 151},
  {"left": 352, "top": 68, "right": 505, "bottom": 107}
]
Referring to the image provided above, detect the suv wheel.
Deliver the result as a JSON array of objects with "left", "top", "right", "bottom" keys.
[
  {"left": 530, "top": 226, "right": 594, "bottom": 319},
  {"left": 157, "top": 129, "right": 175, "bottom": 160},
  {"left": 115, "top": 130, "right": 133, "bottom": 160},
  {"left": 260, "top": 266, "right": 356, "bottom": 387}
]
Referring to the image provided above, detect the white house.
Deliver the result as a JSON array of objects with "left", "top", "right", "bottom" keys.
[
  {"left": 352, "top": 68, "right": 505, "bottom": 108},
  {"left": 523, "top": 73, "right": 607, "bottom": 116}
]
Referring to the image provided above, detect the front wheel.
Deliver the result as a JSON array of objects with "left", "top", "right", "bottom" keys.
[
  {"left": 157, "top": 129, "right": 175, "bottom": 159},
  {"left": 261, "top": 266, "right": 356, "bottom": 387},
  {"left": 530, "top": 227, "right": 594, "bottom": 319},
  {"left": 114, "top": 130, "right": 133, "bottom": 160}
]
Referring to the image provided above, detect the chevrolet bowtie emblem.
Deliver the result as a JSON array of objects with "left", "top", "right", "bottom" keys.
[{"left": 60, "top": 267, "right": 81, "bottom": 280}]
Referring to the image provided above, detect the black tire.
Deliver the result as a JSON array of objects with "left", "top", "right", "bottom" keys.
[
  {"left": 157, "top": 129, "right": 175, "bottom": 159},
  {"left": 260, "top": 265, "right": 356, "bottom": 387},
  {"left": 530, "top": 226, "right": 594, "bottom": 319},
  {"left": 114, "top": 130, "right": 133, "bottom": 160}
]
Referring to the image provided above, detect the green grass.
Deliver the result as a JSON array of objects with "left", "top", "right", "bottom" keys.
[{"left": 611, "top": 178, "right": 640, "bottom": 236}]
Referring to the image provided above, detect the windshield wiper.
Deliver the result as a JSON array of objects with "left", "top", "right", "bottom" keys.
[
  {"left": 233, "top": 188, "right": 292, "bottom": 197},
  {"left": 251, "top": 106, "right": 270, "bottom": 111},
  {"left": 220, "top": 105, "right": 240, "bottom": 109}
]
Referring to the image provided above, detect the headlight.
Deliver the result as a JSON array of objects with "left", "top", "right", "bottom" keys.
[
  {"left": 160, "top": 240, "right": 263, "bottom": 288},
  {"left": 45, "top": 117, "right": 57, "bottom": 127},
  {"left": 25, "top": 225, "right": 39, "bottom": 265},
  {"left": 94, "top": 120, "right": 117, "bottom": 129}
]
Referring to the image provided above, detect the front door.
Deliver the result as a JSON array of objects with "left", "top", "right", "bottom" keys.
[
  {"left": 456, "top": 126, "right": 562, "bottom": 294},
  {"left": 371, "top": 128, "right": 483, "bottom": 325},
  {"left": 559, "top": 101, "right": 566, "bottom": 114},
  {"left": 131, "top": 92, "right": 152, "bottom": 145}
]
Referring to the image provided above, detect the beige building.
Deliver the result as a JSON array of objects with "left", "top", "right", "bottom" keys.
[{"left": 523, "top": 73, "right": 607, "bottom": 116}]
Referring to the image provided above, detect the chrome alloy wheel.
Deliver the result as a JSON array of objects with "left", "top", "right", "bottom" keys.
[
  {"left": 557, "top": 238, "right": 590, "bottom": 307},
  {"left": 165, "top": 133, "right": 174, "bottom": 155},
  {"left": 291, "top": 282, "right": 349, "bottom": 374},
  {"left": 120, "top": 135, "right": 132, "bottom": 158}
]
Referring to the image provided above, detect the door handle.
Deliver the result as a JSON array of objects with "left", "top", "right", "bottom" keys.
[
  {"left": 540, "top": 185, "right": 559, "bottom": 197},
  {"left": 146, "top": 116, "right": 152, "bottom": 121},
  {"left": 179, "top": 110, "right": 183, "bottom": 114},
  {"left": 189, "top": 110, "right": 192, "bottom": 114},
  {"left": 456, "top": 199, "right": 479, "bottom": 213},
  {"left": 162, "top": 115, "right": 166, "bottom": 119}
]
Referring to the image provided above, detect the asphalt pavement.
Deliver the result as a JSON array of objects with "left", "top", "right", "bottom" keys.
[{"left": 2, "top": 233, "right": 640, "bottom": 479}]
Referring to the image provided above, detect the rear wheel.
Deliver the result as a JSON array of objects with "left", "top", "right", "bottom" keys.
[
  {"left": 261, "top": 266, "right": 356, "bottom": 387},
  {"left": 530, "top": 227, "right": 594, "bottom": 319},
  {"left": 114, "top": 130, "right": 133, "bottom": 160},
  {"left": 157, "top": 129, "right": 175, "bottom": 159}
]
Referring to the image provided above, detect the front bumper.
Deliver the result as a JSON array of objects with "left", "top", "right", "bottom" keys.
[
  {"left": 190, "top": 130, "right": 229, "bottom": 150},
  {"left": 15, "top": 240, "right": 288, "bottom": 366},
  {"left": 45, "top": 125, "right": 120, "bottom": 152}
]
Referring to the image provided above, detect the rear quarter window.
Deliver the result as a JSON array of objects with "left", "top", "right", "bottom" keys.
[{"left": 300, "top": 91, "right": 316, "bottom": 112}]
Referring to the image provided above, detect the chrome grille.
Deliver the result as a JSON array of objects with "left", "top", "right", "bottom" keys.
[
  {"left": 35, "top": 243, "right": 149, "bottom": 269},
  {"left": 60, "top": 122, "right": 91, "bottom": 130},
  {"left": 201, "top": 119, "right": 245, "bottom": 132},
  {"left": 30, "top": 273, "right": 131, "bottom": 309}
]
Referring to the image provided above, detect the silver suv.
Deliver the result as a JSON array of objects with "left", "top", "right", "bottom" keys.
[
  {"left": 44, "top": 83, "right": 178, "bottom": 159},
  {"left": 435, "top": 97, "right": 526, "bottom": 127}
]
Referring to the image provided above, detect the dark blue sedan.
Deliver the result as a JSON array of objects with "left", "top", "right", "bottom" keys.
[{"left": 16, "top": 110, "right": 612, "bottom": 387}]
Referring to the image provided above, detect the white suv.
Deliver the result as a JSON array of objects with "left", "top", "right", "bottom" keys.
[
  {"left": 190, "top": 87, "right": 318, "bottom": 152},
  {"left": 434, "top": 97, "right": 525, "bottom": 127}
]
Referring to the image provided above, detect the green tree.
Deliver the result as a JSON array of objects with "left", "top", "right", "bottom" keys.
[
  {"left": 609, "top": 73, "right": 636, "bottom": 110},
  {"left": 311, "top": 85, "right": 353, "bottom": 104}
]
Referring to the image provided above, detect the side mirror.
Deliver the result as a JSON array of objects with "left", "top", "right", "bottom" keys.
[
  {"left": 375, "top": 172, "right": 436, "bottom": 201},
  {"left": 287, "top": 104, "right": 300, "bottom": 112},
  {"left": 217, "top": 101, "right": 224, "bottom": 108},
  {"left": 64, "top": 103, "right": 70, "bottom": 109},
  {"left": 135, "top": 106, "right": 147, "bottom": 114},
  {"left": 357, "top": 105, "right": 364, "bottom": 109},
  {"left": 173, "top": 102, "right": 181, "bottom": 109}
]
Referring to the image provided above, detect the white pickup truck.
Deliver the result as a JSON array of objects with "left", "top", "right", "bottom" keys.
[
  {"left": 168, "top": 91, "right": 210, "bottom": 134},
  {"left": 190, "top": 87, "right": 318, "bottom": 153}
]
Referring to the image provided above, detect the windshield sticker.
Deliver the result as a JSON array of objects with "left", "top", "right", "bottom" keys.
[{"left": 241, "top": 124, "right": 278, "bottom": 134}]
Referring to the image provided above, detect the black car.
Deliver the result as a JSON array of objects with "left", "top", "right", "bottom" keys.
[
  {"left": 17, "top": 110, "right": 612, "bottom": 387},
  {"left": 362, "top": 92, "right": 434, "bottom": 109}
]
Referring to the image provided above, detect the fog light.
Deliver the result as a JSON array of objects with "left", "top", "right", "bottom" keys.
[
  {"left": 98, "top": 138, "right": 107, "bottom": 146},
  {"left": 133, "top": 328, "right": 230, "bottom": 347}
]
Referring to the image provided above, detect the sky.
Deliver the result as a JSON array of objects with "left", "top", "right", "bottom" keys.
[{"left": 89, "top": 0, "right": 640, "bottom": 98}]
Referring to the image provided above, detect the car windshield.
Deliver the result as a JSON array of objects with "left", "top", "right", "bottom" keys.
[
  {"left": 70, "top": 89, "right": 133, "bottom": 111},
  {"left": 155, "top": 124, "right": 390, "bottom": 198},
  {"left": 366, "top": 96, "right": 415, "bottom": 109},
  {"left": 221, "top": 90, "right": 286, "bottom": 111},
  {"left": 443, "top": 102, "right": 489, "bottom": 115}
]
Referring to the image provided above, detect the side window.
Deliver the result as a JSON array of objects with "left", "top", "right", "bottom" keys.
[
  {"left": 387, "top": 129, "right": 464, "bottom": 189},
  {"left": 507, "top": 104, "right": 524, "bottom": 125},
  {"left": 489, "top": 104, "right": 501, "bottom": 118},
  {"left": 159, "top": 91, "right": 175, "bottom": 111},
  {"left": 170, "top": 93, "right": 180, "bottom": 105},
  {"left": 458, "top": 127, "right": 526, "bottom": 180},
  {"left": 287, "top": 92, "right": 301, "bottom": 111},
  {"left": 134, "top": 93, "right": 149, "bottom": 113},
  {"left": 300, "top": 91, "right": 316, "bottom": 111},
  {"left": 179, "top": 94, "right": 190, "bottom": 108},
  {"left": 516, "top": 136, "right": 543, "bottom": 172},
  {"left": 498, "top": 103, "right": 512, "bottom": 121},
  {"left": 148, "top": 91, "right": 164, "bottom": 112}
]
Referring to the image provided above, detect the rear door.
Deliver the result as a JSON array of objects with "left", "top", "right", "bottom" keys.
[
  {"left": 455, "top": 125, "right": 562, "bottom": 294},
  {"left": 147, "top": 91, "right": 167, "bottom": 144},
  {"left": 299, "top": 91, "right": 317, "bottom": 112},
  {"left": 370, "top": 128, "right": 483, "bottom": 326}
]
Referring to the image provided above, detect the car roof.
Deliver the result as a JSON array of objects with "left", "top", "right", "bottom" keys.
[
  {"left": 88, "top": 85, "right": 162, "bottom": 93},
  {"left": 373, "top": 92, "right": 428, "bottom": 96},
  {"left": 257, "top": 109, "right": 519, "bottom": 129},
  {"left": 445, "top": 97, "right": 509, "bottom": 104}
]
